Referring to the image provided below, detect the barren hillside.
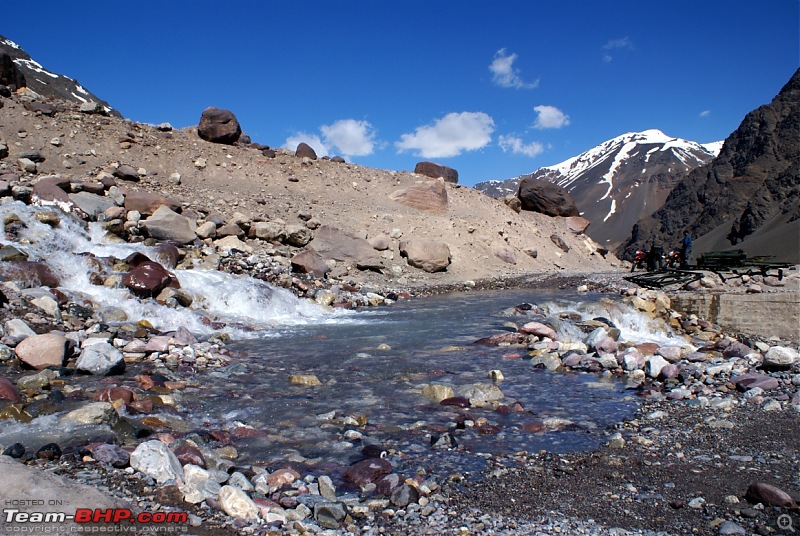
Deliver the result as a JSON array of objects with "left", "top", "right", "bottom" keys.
[{"left": 0, "top": 94, "right": 621, "bottom": 289}]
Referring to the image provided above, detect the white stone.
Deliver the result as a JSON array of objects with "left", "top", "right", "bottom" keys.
[
  {"left": 457, "top": 383, "right": 504, "bottom": 406},
  {"left": 76, "top": 342, "right": 125, "bottom": 375},
  {"left": 130, "top": 440, "right": 184, "bottom": 485},
  {"left": 645, "top": 355, "right": 670, "bottom": 378},
  {"left": 4, "top": 318, "right": 36, "bottom": 342},
  {"left": 764, "top": 346, "right": 798, "bottom": 367},
  {"left": 62, "top": 402, "right": 113, "bottom": 425},
  {"left": 218, "top": 485, "right": 259, "bottom": 520},
  {"left": 318, "top": 475, "right": 337, "bottom": 501},
  {"left": 180, "top": 464, "right": 220, "bottom": 504}
]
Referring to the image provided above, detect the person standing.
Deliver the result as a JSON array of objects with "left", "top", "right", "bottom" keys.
[
  {"left": 681, "top": 231, "right": 693, "bottom": 268},
  {"left": 649, "top": 237, "right": 665, "bottom": 271}
]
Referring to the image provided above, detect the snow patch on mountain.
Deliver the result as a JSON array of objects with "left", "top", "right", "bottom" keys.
[
  {"left": 541, "top": 129, "right": 718, "bottom": 188},
  {"left": 701, "top": 141, "right": 724, "bottom": 155},
  {"left": 0, "top": 37, "right": 20, "bottom": 50}
]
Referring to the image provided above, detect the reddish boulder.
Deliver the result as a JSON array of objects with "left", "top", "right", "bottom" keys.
[
  {"left": 31, "top": 176, "right": 71, "bottom": 207},
  {"left": 343, "top": 458, "right": 392, "bottom": 486},
  {"left": 517, "top": 178, "right": 579, "bottom": 217},
  {"left": 745, "top": 482, "right": 796, "bottom": 507},
  {"left": 88, "top": 443, "right": 130, "bottom": 468},
  {"left": 375, "top": 473, "right": 402, "bottom": 496},
  {"left": 474, "top": 332, "right": 527, "bottom": 345},
  {"left": 124, "top": 191, "right": 181, "bottom": 215},
  {"left": 95, "top": 387, "right": 135, "bottom": 405},
  {"left": 389, "top": 181, "right": 448, "bottom": 214},
  {"left": 291, "top": 248, "right": 330, "bottom": 278},
  {"left": 519, "top": 321, "right": 558, "bottom": 340},
  {"left": 152, "top": 244, "right": 180, "bottom": 269},
  {"left": 550, "top": 234, "right": 570, "bottom": 253},
  {"left": 414, "top": 162, "right": 458, "bottom": 184},
  {"left": 268, "top": 468, "right": 301, "bottom": 487},
  {"left": 197, "top": 107, "right": 241, "bottom": 144},
  {"left": 0, "top": 261, "right": 60, "bottom": 287},
  {"left": 113, "top": 165, "right": 140, "bottom": 182},
  {"left": 122, "top": 261, "right": 178, "bottom": 298},
  {"left": 14, "top": 333, "right": 69, "bottom": 370},
  {"left": 566, "top": 216, "right": 590, "bottom": 234},
  {"left": 732, "top": 372, "right": 780, "bottom": 391},
  {"left": 0, "top": 376, "right": 21, "bottom": 402},
  {"left": 172, "top": 443, "right": 206, "bottom": 468}
]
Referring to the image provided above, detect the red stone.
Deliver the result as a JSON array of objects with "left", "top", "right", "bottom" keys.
[
  {"left": 522, "top": 420, "right": 545, "bottom": 433},
  {"left": 0, "top": 376, "right": 21, "bottom": 402},
  {"left": 745, "top": 482, "right": 796, "bottom": 507},
  {"left": 440, "top": 397, "right": 470, "bottom": 408},
  {"left": 95, "top": 387, "right": 135, "bottom": 405},
  {"left": 343, "top": 458, "right": 392, "bottom": 486},
  {"left": 122, "top": 261, "right": 178, "bottom": 298},
  {"left": 173, "top": 443, "right": 206, "bottom": 468}
]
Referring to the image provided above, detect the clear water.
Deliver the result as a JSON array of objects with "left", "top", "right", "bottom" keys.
[
  {"left": 0, "top": 201, "right": 686, "bottom": 481},
  {"left": 178, "top": 289, "right": 650, "bottom": 477}
]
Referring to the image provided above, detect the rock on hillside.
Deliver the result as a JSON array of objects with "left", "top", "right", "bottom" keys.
[{"left": 623, "top": 68, "right": 800, "bottom": 263}]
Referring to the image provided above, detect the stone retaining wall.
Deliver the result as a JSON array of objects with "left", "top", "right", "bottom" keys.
[{"left": 671, "top": 292, "right": 800, "bottom": 343}]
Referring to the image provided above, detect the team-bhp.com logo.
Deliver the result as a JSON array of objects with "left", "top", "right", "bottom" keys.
[{"left": 4, "top": 508, "right": 188, "bottom": 532}]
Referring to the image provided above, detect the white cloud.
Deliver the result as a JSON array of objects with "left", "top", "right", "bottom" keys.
[
  {"left": 283, "top": 132, "right": 329, "bottom": 158},
  {"left": 321, "top": 119, "right": 376, "bottom": 157},
  {"left": 604, "top": 37, "right": 633, "bottom": 50},
  {"left": 498, "top": 135, "right": 545, "bottom": 157},
  {"left": 489, "top": 48, "right": 538, "bottom": 89},
  {"left": 700, "top": 110, "right": 711, "bottom": 118},
  {"left": 396, "top": 112, "right": 495, "bottom": 158},
  {"left": 284, "top": 119, "right": 378, "bottom": 159},
  {"left": 602, "top": 37, "right": 634, "bottom": 63},
  {"left": 533, "top": 105, "right": 570, "bottom": 129}
]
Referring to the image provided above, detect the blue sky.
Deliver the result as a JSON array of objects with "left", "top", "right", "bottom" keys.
[{"left": 2, "top": 1, "right": 798, "bottom": 186}]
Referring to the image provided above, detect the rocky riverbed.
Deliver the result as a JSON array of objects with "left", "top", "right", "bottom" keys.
[
  {"left": 1, "top": 265, "right": 798, "bottom": 535},
  {"left": 0, "top": 92, "right": 797, "bottom": 536}
]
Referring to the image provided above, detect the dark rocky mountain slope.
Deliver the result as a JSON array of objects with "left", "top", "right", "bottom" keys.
[
  {"left": 622, "top": 68, "right": 800, "bottom": 263},
  {"left": 0, "top": 35, "right": 116, "bottom": 115}
]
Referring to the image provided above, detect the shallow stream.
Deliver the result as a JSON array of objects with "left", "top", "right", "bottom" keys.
[
  {"left": 175, "top": 289, "right": 663, "bottom": 478},
  {"left": 0, "top": 202, "right": 687, "bottom": 481}
]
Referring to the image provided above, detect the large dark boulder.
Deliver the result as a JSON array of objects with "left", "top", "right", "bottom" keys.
[
  {"left": 517, "top": 178, "right": 580, "bottom": 217},
  {"left": 32, "top": 176, "right": 71, "bottom": 207},
  {"left": 197, "top": 107, "right": 241, "bottom": 144},
  {"left": 295, "top": 142, "right": 317, "bottom": 160},
  {"left": 0, "top": 52, "right": 25, "bottom": 90},
  {"left": 414, "top": 162, "right": 458, "bottom": 184},
  {"left": 0, "top": 261, "right": 60, "bottom": 287},
  {"left": 122, "top": 261, "right": 178, "bottom": 298}
]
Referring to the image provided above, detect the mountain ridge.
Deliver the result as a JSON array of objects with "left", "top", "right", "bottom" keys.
[{"left": 474, "top": 129, "right": 722, "bottom": 247}]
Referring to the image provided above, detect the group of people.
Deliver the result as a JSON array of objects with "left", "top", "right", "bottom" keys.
[{"left": 647, "top": 231, "right": 692, "bottom": 271}]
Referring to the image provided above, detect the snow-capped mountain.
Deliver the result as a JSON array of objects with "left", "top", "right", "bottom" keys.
[
  {"left": 474, "top": 129, "right": 722, "bottom": 247},
  {"left": 0, "top": 35, "right": 117, "bottom": 115}
]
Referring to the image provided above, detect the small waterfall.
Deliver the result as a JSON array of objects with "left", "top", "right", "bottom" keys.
[
  {"left": 541, "top": 297, "right": 692, "bottom": 348},
  {"left": 0, "top": 201, "right": 342, "bottom": 337}
]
